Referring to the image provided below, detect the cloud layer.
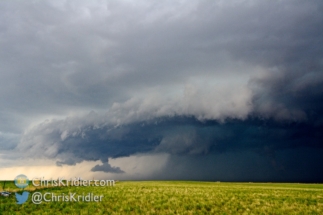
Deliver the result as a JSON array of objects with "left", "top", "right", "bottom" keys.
[{"left": 0, "top": 0, "right": 322, "bottom": 181}]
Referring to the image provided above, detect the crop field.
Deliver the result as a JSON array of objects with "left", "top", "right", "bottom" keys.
[{"left": 1, "top": 181, "right": 323, "bottom": 214}]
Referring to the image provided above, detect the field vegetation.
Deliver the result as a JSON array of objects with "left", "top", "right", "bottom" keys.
[{"left": 1, "top": 181, "right": 322, "bottom": 214}]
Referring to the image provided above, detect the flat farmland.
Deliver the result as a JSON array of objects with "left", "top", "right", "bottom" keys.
[{"left": 1, "top": 181, "right": 323, "bottom": 214}]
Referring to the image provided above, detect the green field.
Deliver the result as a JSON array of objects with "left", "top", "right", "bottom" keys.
[{"left": 1, "top": 181, "right": 323, "bottom": 214}]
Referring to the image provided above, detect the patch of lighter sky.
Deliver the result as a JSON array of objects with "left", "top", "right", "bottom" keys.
[{"left": 0, "top": 153, "right": 170, "bottom": 181}]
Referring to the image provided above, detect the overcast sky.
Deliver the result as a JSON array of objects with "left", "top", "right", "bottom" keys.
[{"left": 0, "top": 0, "right": 323, "bottom": 182}]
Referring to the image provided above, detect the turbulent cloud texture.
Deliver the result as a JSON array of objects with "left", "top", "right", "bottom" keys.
[{"left": 0, "top": 0, "right": 322, "bottom": 181}]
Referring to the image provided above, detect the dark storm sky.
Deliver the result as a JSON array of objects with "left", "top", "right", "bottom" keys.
[{"left": 0, "top": 0, "right": 322, "bottom": 182}]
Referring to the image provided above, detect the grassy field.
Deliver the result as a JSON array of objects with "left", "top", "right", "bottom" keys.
[{"left": 1, "top": 181, "right": 323, "bottom": 214}]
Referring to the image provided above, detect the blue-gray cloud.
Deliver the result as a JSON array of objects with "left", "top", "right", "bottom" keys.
[
  {"left": 16, "top": 114, "right": 323, "bottom": 181},
  {"left": 91, "top": 162, "right": 124, "bottom": 174}
]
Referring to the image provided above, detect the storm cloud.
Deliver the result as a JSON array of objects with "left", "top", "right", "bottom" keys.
[{"left": 0, "top": 0, "right": 323, "bottom": 181}]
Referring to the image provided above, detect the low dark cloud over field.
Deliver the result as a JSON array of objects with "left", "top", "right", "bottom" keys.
[{"left": 0, "top": 0, "right": 322, "bottom": 181}]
